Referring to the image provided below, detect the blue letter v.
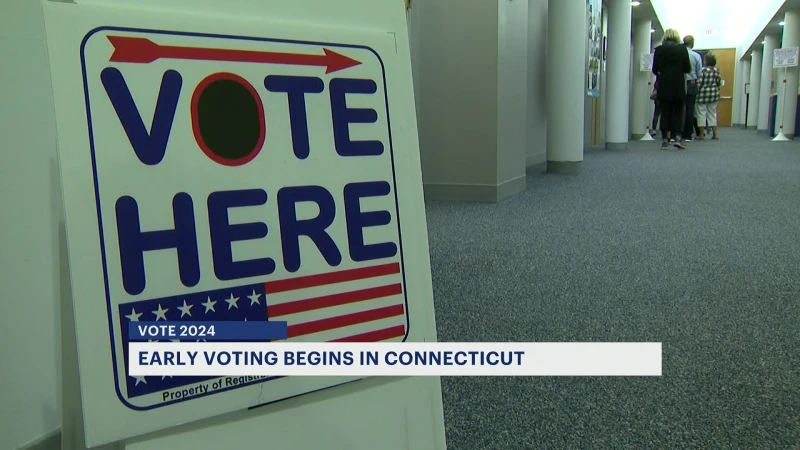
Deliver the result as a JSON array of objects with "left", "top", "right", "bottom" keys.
[{"left": 101, "top": 68, "right": 182, "bottom": 166}]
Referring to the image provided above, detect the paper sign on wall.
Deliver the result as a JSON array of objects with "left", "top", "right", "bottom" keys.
[
  {"left": 774, "top": 47, "right": 799, "bottom": 68},
  {"left": 640, "top": 53, "right": 653, "bottom": 72},
  {"left": 43, "top": 1, "right": 434, "bottom": 446}
]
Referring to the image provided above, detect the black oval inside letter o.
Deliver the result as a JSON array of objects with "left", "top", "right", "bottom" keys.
[{"left": 191, "top": 73, "right": 266, "bottom": 166}]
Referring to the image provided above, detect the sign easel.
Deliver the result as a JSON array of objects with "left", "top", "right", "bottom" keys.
[
  {"left": 42, "top": 0, "right": 445, "bottom": 448},
  {"left": 772, "top": 47, "right": 799, "bottom": 141},
  {"left": 639, "top": 53, "right": 655, "bottom": 140}
]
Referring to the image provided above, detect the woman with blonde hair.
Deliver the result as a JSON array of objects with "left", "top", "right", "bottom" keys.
[
  {"left": 696, "top": 52, "right": 722, "bottom": 139},
  {"left": 652, "top": 29, "right": 692, "bottom": 149}
]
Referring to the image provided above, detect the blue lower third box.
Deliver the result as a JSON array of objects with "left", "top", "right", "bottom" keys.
[{"left": 128, "top": 321, "right": 288, "bottom": 341}]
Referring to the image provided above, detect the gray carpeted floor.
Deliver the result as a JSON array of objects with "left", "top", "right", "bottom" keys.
[{"left": 426, "top": 128, "right": 800, "bottom": 449}]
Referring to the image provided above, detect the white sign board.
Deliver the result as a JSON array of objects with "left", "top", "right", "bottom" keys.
[
  {"left": 43, "top": 1, "right": 436, "bottom": 446},
  {"left": 774, "top": 47, "right": 799, "bottom": 68},
  {"left": 640, "top": 53, "right": 654, "bottom": 72}
]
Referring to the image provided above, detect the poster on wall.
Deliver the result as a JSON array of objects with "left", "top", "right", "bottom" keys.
[
  {"left": 640, "top": 53, "right": 654, "bottom": 72},
  {"left": 587, "top": 0, "right": 602, "bottom": 97}
]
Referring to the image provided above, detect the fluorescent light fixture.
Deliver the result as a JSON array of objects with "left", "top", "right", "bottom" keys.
[
  {"left": 780, "top": 21, "right": 786, "bottom": 26},
  {"left": 631, "top": 1, "right": 641, "bottom": 5}
]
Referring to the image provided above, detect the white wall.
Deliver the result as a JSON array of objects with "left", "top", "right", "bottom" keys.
[
  {"left": 413, "top": 0, "right": 499, "bottom": 188},
  {"left": 526, "top": 0, "right": 548, "bottom": 166},
  {"left": 497, "top": 0, "right": 529, "bottom": 183},
  {"left": 409, "top": 0, "right": 539, "bottom": 200},
  {"left": 0, "top": 0, "right": 62, "bottom": 448}
]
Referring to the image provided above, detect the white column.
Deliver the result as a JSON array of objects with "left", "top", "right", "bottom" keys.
[
  {"left": 757, "top": 34, "right": 778, "bottom": 131},
  {"left": 546, "top": 0, "right": 585, "bottom": 173},
  {"left": 604, "top": 0, "right": 632, "bottom": 149},
  {"left": 747, "top": 49, "right": 762, "bottom": 129},
  {"left": 736, "top": 58, "right": 751, "bottom": 126},
  {"left": 631, "top": 19, "right": 652, "bottom": 138},
  {"left": 648, "top": 37, "right": 658, "bottom": 126},
  {"left": 777, "top": 10, "right": 800, "bottom": 136}
]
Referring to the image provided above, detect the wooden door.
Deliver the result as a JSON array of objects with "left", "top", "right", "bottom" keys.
[{"left": 702, "top": 48, "right": 736, "bottom": 126}]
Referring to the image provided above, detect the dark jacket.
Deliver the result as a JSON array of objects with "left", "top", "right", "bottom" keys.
[{"left": 652, "top": 41, "right": 691, "bottom": 101}]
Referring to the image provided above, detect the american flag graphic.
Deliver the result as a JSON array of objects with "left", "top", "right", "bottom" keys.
[{"left": 119, "top": 261, "right": 407, "bottom": 398}]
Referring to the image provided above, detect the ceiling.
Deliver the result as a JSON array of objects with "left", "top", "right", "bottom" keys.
[
  {"left": 631, "top": 0, "right": 664, "bottom": 41},
  {"left": 742, "top": 0, "right": 800, "bottom": 55}
]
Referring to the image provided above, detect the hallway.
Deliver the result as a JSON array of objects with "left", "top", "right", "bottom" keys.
[{"left": 427, "top": 129, "right": 800, "bottom": 448}]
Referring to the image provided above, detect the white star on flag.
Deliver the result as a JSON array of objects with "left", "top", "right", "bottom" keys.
[
  {"left": 225, "top": 293, "right": 240, "bottom": 310},
  {"left": 152, "top": 304, "right": 168, "bottom": 321},
  {"left": 202, "top": 296, "right": 216, "bottom": 313},
  {"left": 125, "top": 308, "right": 142, "bottom": 322},
  {"left": 177, "top": 300, "right": 193, "bottom": 317},
  {"left": 134, "top": 376, "right": 147, "bottom": 386},
  {"left": 248, "top": 290, "right": 262, "bottom": 306}
]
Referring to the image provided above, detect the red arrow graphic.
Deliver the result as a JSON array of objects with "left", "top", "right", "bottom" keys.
[{"left": 107, "top": 36, "right": 362, "bottom": 74}]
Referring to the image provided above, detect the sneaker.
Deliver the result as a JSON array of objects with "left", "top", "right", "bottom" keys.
[
  {"left": 685, "top": 138, "right": 693, "bottom": 142},
  {"left": 661, "top": 141, "right": 670, "bottom": 150},
  {"left": 674, "top": 141, "right": 687, "bottom": 150}
]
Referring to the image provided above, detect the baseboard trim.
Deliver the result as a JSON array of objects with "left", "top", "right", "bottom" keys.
[
  {"left": 526, "top": 151, "right": 546, "bottom": 168},
  {"left": 546, "top": 160, "right": 582, "bottom": 174},
  {"left": 606, "top": 141, "right": 628, "bottom": 150},
  {"left": 424, "top": 174, "right": 526, "bottom": 203},
  {"left": 746, "top": 125, "right": 757, "bottom": 130},
  {"left": 757, "top": 129, "right": 768, "bottom": 134},
  {"left": 18, "top": 429, "right": 61, "bottom": 450}
]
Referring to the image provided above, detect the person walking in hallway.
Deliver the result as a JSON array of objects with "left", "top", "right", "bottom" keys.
[
  {"left": 651, "top": 80, "right": 661, "bottom": 136},
  {"left": 682, "top": 35, "right": 703, "bottom": 141},
  {"left": 653, "top": 29, "right": 692, "bottom": 149},
  {"left": 696, "top": 53, "right": 722, "bottom": 140}
]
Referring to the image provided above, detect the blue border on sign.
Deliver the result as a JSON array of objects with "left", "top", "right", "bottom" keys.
[{"left": 79, "top": 26, "right": 411, "bottom": 411}]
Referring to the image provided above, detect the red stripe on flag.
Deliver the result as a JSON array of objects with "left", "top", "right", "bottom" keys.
[
  {"left": 287, "top": 304, "right": 405, "bottom": 338},
  {"left": 332, "top": 325, "right": 406, "bottom": 342},
  {"left": 265, "top": 263, "right": 400, "bottom": 294},
  {"left": 268, "top": 283, "right": 403, "bottom": 318}
]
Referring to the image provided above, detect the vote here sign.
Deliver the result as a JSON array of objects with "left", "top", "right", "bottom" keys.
[
  {"left": 93, "top": 29, "right": 408, "bottom": 405},
  {"left": 44, "top": 2, "right": 426, "bottom": 445}
]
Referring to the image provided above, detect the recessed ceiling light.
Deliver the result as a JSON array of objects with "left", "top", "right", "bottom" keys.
[
  {"left": 779, "top": 21, "right": 786, "bottom": 26},
  {"left": 632, "top": 1, "right": 641, "bottom": 5},
  {"left": 650, "top": 29, "right": 656, "bottom": 33}
]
